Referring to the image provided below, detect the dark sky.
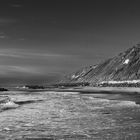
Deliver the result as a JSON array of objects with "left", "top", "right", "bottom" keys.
[{"left": 0, "top": 0, "right": 140, "bottom": 85}]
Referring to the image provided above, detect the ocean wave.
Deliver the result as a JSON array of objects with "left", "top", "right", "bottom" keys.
[
  {"left": 84, "top": 96, "right": 140, "bottom": 109},
  {"left": 47, "top": 91, "right": 79, "bottom": 95},
  {"left": 110, "top": 100, "right": 140, "bottom": 108},
  {"left": 85, "top": 96, "right": 110, "bottom": 104},
  {"left": 0, "top": 101, "right": 19, "bottom": 111}
]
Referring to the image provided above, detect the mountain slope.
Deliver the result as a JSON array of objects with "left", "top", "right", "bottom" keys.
[{"left": 62, "top": 44, "right": 140, "bottom": 85}]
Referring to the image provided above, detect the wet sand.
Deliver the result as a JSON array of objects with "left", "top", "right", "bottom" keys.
[
  {"left": 11, "top": 87, "right": 140, "bottom": 95},
  {"left": 53, "top": 87, "right": 140, "bottom": 94}
]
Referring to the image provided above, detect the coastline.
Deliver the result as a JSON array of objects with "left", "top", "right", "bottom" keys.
[
  {"left": 52, "top": 87, "right": 140, "bottom": 104},
  {"left": 11, "top": 86, "right": 140, "bottom": 94},
  {"left": 52, "top": 86, "right": 140, "bottom": 94}
]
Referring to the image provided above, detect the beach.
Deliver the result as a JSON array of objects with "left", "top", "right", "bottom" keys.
[{"left": 52, "top": 87, "right": 140, "bottom": 94}]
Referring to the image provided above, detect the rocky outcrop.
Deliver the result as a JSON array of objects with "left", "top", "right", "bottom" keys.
[
  {"left": 0, "top": 88, "right": 8, "bottom": 91},
  {"left": 61, "top": 44, "right": 140, "bottom": 86},
  {"left": 24, "top": 85, "right": 45, "bottom": 89}
]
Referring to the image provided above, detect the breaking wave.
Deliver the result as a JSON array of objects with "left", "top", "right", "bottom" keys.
[
  {"left": 110, "top": 100, "right": 140, "bottom": 108},
  {"left": 0, "top": 101, "right": 19, "bottom": 111},
  {"left": 84, "top": 95, "right": 140, "bottom": 109}
]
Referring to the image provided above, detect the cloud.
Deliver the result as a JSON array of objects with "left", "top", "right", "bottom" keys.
[
  {"left": 0, "top": 65, "right": 43, "bottom": 75},
  {"left": 0, "top": 32, "right": 8, "bottom": 39},
  {"left": 9, "top": 66, "right": 42, "bottom": 74},
  {"left": 0, "top": 49, "right": 82, "bottom": 78},
  {"left": 0, "top": 48, "right": 76, "bottom": 59},
  {"left": 11, "top": 4, "right": 22, "bottom": 8},
  {"left": 0, "top": 35, "right": 6, "bottom": 39},
  {"left": 19, "top": 38, "right": 25, "bottom": 41},
  {"left": 0, "top": 18, "right": 17, "bottom": 26}
]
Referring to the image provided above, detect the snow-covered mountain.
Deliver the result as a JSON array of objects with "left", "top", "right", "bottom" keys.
[{"left": 61, "top": 44, "right": 140, "bottom": 85}]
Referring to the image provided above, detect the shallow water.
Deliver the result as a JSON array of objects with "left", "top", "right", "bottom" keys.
[{"left": 0, "top": 91, "right": 140, "bottom": 140}]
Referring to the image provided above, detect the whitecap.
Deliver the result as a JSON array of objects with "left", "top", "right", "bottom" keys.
[
  {"left": 109, "top": 100, "right": 139, "bottom": 108},
  {"left": 0, "top": 101, "right": 19, "bottom": 110}
]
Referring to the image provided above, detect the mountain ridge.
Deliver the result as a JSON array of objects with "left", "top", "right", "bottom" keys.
[{"left": 61, "top": 44, "right": 140, "bottom": 85}]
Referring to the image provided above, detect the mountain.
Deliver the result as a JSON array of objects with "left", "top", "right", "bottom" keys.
[{"left": 61, "top": 44, "right": 140, "bottom": 86}]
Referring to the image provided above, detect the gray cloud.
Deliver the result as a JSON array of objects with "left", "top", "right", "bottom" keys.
[
  {"left": 0, "top": 35, "right": 6, "bottom": 39},
  {"left": 0, "top": 48, "right": 84, "bottom": 78},
  {"left": 10, "top": 4, "right": 22, "bottom": 8},
  {"left": 0, "top": 32, "right": 8, "bottom": 39},
  {"left": 0, "top": 48, "right": 77, "bottom": 59},
  {"left": 0, "top": 18, "right": 17, "bottom": 26},
  {"left": 0, "top": 65, "right": 44, "bottom": 75}
]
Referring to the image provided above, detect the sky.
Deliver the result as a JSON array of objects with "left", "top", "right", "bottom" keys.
[{"left": 1, "top": 0, "right": 140, "bottom": 85}]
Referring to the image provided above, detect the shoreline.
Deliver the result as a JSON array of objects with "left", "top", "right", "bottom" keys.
[
  {"left": 1, "top": 87, "right": 140, "bottom": 107},
  {"left": 52, "top": 87, "right": 140, "bottom": 94},
  {"left": 6, "top": 86, "right": 140, "bottom": 94},
  {"left": 52, "top": 87, "right": 140, "bottom": 104}
]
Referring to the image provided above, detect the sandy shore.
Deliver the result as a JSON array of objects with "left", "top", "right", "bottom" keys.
[
  {"left": 11, "top": 86, "right": 140, "bottom": 94},
  {"left": 53, "top": 87, "right": 140, "bottom": 94}
]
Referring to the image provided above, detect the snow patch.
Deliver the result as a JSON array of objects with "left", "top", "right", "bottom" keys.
[
  {"left": 123, "top": 59, "right": 129, "bottom": 64},
  {"left": 72, "top": 75, "right": 75, "bottom": 79},
  {"left": 71, "top": 74, "right": 79, "bottom": 79}
]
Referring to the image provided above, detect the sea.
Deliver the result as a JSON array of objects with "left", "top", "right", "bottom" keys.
[{"left": 0, "top": 90, "right": 140, "bottom": 140}]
